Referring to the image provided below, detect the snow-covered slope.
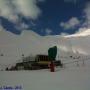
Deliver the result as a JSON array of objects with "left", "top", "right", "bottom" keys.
[
  {"left": 65, "top": 29, "right": 90, "bottom": 37},
  {"left": 0, "top": 29, "right": 90, "bottom": 67},
  {"left": 64, "top": 29, "right": 90, "bottom": 55},
  {"left": 1, "top": 61, "right": 90, "bottom": 90},
  {"left": 1, "top": 29, "right": 90, "bottom": 90},
  {"left": 0, "top": 30, "right": 70, "bottom": 65}
]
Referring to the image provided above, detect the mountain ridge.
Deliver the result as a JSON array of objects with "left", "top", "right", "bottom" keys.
[{"left": 0, "top": 29, "right": 90, "bottom": 66}]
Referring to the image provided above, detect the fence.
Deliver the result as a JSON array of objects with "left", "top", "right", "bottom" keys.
[{"left": 62, "top": 57, "right": 90, "bottom": 67}]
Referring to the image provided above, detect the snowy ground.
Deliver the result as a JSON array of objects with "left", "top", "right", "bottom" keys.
[{"left": 0, "top": 60, "right": 90, "bottom": 90}]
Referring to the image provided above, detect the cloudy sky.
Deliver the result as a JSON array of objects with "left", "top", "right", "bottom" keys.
[{"left": 0, "top": 0, "right": 90, "bottom": 36}]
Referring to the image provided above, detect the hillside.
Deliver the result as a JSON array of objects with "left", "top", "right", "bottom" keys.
[{"left": 0, "top": 29, "right": 90, "bottom": 67}]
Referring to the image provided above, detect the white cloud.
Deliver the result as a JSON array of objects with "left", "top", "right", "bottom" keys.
[
  {"left": 45, "top": 28, "right": 52, "bottom": 35},
  {"left": 13, "top": 0, "right": 41, "bottom": 19},
  {"left": 75, "top": 2, "right": 90, "bottom": 34},
  {"left": 60, "top": 2, "right": 90, "bottom": 34},
  {"left": 60, "top": 32, "right": 69, "bottom": 36},
  {"left": 0, "top": 0, "right": 41, "bottom": 22},
  {"left": 83, "top": 2, "right": 90, "bottom": 28},
  {"left": 20, "top": 23, "right": 29, "bottom": 29},
  {"left": 0, "top": 0, "right": 17, "bottom": 22},
  {"left": 76, "top": 27, "right": 87, "bottom": 34},
  {"left": 60, "top": 17, "right": 80, "bottom": 30},
  {"left": 15, "top": 22, "right": 29, "bottom": 31},
  {"left": 0, "top": 0, "right": 42, "bottom": 32},
  {"left": 60, "top": 2, "right": 90, "bottom": 33}
]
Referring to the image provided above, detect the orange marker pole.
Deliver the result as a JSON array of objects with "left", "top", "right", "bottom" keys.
[{"left": 50, "top": 61, "right": 55, "bottom": 72}]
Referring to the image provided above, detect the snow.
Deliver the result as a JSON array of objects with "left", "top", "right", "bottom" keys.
[
  {"left": 0, "top": 29, "right": 90, "bottom": 65},
  {"left": 1, "top": 29, "right": 90, "bottom": 70},
  {"left": 0, "top": 61, "right": 90, "bottom": 90},
  {"left": 0, "top": 29, "right": 90, "bottom": 90},
  {"left": 65, "top": 29, "right": 90, "bottom": 37},
  {"left": 1, "top": 57, "right": 90, "bottom": 90}
]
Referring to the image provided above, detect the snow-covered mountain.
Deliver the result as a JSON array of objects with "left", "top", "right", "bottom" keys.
[
  {"left": 65, "top": 29, "right": 90, "bottom": 37},
  {"left": 0, "top": 29, "right": 90, "bottom": 68},
  {"left": 64, "top": 29, "right": 90, "bottom": 55}
]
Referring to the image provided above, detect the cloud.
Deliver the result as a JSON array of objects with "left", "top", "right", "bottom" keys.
[
  {"left": 45, "top": 28, "right": 53, "bottom": 35},
  {"left": 60, "top": 2, "right": 90, "bottom": 34},
  {"left": 0, "top": 0, "right": 42, "bottom": 33},
  {"left": 75, "top": 2, "right": 90, "bottom": 34},
  {"left": 76, "top": 27, "right": 87, "bottom": 34},
  {"left": 62, "top": 2, "right": 90, "bottom": 36},
  {"left": 0, "top": 0, "right": 16, "bottom": 22},
  {"left": 0, "top": 0, "right": 41, "bottom": 22},
  {"left": 61, "top": 2, "right": 90, "bottom": 34},
  {"left": 83, "top": 2, "right": 90, "bottom": 28},
  {"left": 13, "top": 0, "right": 41, "bottom": 19},
  {"left": 60, "top": 17, "right": 80, "bottom": 30},
  {"left": 60, "top": 32, "right": 69, "bottom": 36}
]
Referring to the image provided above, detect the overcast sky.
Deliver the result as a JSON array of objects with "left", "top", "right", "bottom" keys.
[{"left": 0, "top": 0, "right": 90, "bottom": 36}]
